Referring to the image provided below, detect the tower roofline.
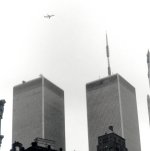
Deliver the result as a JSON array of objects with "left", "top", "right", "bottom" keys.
[
  {"left": 13, "top": 76, "right": 64, "bottom": 97},
  {"left": 98, "top": 132, "right": 126, "bottom": 141},
  {"left": 86, "top": 73, "right": 117, "bottom": 86},
  {"left": 86, "top": 73, "right": 135, "bottom": 92}
]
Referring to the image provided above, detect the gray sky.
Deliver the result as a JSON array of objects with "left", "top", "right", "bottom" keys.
[{"left": 0, "top": 0, "right": 150, "bottom": 151}]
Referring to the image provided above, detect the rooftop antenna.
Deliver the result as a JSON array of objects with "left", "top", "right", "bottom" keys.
[
  {"left": 108, "top": 125, "right": 114, "bottom": 132},
  {"left": 147, "top": 50, "right": 150, "bottom": 87},
  {"left": 106, "top": 33, "right": 111, "bottom": 76}
]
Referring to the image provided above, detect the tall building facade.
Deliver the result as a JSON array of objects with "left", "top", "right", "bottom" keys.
[
  {"left": 12, "top": 76, "right": 65, "bottom": 150},
  {"left": 86, "top": 74, "right": 141, "bottom": 151}
]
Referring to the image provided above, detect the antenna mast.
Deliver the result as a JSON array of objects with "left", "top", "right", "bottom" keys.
[{"left": 106, "top": 33, "right": 111, "bottom": 76}]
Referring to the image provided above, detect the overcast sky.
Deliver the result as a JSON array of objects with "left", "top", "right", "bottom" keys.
[{"left": 0, "top": 0, "right": 150, "bottom": 151}]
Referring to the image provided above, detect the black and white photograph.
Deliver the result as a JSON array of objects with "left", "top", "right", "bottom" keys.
[{"left": 0, "top": 0, "right": 149, "bottom": 151}]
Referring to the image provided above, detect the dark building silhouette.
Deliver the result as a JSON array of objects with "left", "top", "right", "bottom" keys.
[
  {"left": 12, "top": 76, "right": 65, "bottom": 150},
  {"left": 86, "top": 74, "right": 141, "bottom": 151},
  {"left": 97, "top": 130, "right": 128, "bottom": 151},
  {"left": 10, "top": 138, "right": 62, "bottom": 151},
  {"left": 0, "top": 99, "right": 6, "bottom": 147},
  {"left": 10, "top": 141, "right": 25, "bottom": 151}
]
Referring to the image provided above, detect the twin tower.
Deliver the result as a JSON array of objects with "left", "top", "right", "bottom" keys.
[{"left": 12, "top": 74, "right": 141, "bottom": 151}]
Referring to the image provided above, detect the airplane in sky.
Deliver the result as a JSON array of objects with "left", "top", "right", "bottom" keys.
[{"left": 44, "top": 14, "right": 55, "bottom": 19}]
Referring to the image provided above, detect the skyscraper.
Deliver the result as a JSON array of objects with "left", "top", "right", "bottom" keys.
[
  {"left": 12, "top": 76, "right": 65, "bottom": 150},
  {"left": 86, "top": 74, "right": 141, "bottom": 151}
]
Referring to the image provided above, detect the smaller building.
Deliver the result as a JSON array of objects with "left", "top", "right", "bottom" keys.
[
  {"left": 0, "top": 99, "right": 6, "bottom": 147},
  {"left": 97, "top": 131, "right": 128, "bottom": 151},
  {"left": 10, "top": 138, "right": 63, "bottom": 151},
  {"left": 10, "top": 141, "right": 25, "bottom": 151}
]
